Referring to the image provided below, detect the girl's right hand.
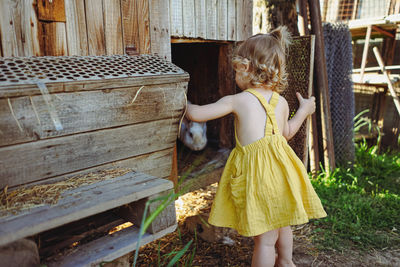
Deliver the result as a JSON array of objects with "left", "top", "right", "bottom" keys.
[{"left": 296, "top": 92, "right": 316, "bottom": 116}]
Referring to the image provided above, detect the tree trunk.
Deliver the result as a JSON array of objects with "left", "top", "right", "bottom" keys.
[{"left": 264, "top": 0, "right": 300, "bottom": 36}]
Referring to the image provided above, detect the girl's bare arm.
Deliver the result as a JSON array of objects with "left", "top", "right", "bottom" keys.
[
  {"left": 283, "top": 93, "right": 315, "bottom": 140},
  {"left": 186, "top": 95, "right": 235, "bottom": 122}
]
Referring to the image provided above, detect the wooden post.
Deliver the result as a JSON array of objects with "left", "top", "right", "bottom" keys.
[
  {"left": 373, "top": 47, "right": 400, "bottom": 116},
  {"left": 307, "top": 0, "right": 335, "bottom": 171},
  {"left": 170, "top": 144, "right": 179, "bottom": 189},
  {"left": 297, "top": 0, "right": 309, "bottom": 36},
  {"left": 352, "top": 0, "right": 359, "bottom": 20},
  {"left": 297, "top": 0, "right": 320, "bottom": 174},
  {"left": 360, "top": 25, "right": 372, "bottom": 83},
  {"left": 218, "top": 43, "right": 236, "bottom": 148}
]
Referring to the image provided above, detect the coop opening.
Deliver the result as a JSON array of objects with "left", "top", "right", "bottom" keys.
[{"left": 171, "top": 42, "right": 238, "bottom": 190}]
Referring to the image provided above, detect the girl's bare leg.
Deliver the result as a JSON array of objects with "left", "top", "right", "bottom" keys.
[
  {"left": 251, "top": 229, "right": 279, "bottom": 267},
  {"left": 275, "top": 226, "right": 296, "bottom": 267}
]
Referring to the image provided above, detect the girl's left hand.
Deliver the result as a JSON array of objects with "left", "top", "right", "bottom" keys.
[{"left": 296, "top": 92, "right": 316, "bottom": 116}]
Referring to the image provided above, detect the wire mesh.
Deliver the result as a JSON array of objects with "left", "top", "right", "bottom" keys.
[
  {"left": 322, "top": 0, "right": 391, "bottom": 22},
  {"left": 282, "top": 36, "right": 314, "bottom": 162},
  {"left": 323, "top": 22, "right": 355, "bottom": 165}
]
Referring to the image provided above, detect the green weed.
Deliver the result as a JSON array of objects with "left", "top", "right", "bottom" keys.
[{"left": 311, "top": 141, "right": 400, "bottom": 251}]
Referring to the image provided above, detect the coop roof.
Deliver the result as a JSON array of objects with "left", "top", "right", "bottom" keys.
[{"left": 0, "top": 54, "right": 186, "bottom": 86}]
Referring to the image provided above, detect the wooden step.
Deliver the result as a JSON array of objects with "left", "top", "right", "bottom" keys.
[
  {"left": 0, "top": 171, "right": 175, "bottom": 247},
  {"left": 46, "top": 224, "right": 177, "bottom": 267}
]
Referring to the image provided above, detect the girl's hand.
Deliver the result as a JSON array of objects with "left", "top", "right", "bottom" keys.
[{"left": 296, "top": 92, "right": 315, "bottom": 116}]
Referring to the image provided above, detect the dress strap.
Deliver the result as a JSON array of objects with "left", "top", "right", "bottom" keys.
[
  {"left": 268, "top": 92, "right": 279, "bottom": 108},
  {"left": 245, "top": 89, "right": 281, "bottom": 135}
]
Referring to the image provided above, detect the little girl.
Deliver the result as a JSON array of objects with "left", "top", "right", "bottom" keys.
[{"left": 186, "top": 26, "right": 327, "bottom": 267}]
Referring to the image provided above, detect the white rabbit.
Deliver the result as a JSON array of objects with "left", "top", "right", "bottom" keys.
[{"left": 179, "top": 116, "right": 207, "bottom": 151}]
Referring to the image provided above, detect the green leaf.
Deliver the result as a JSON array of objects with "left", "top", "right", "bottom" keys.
[{"left": 167, "top": 240, "right": 193, "bottom": 267}]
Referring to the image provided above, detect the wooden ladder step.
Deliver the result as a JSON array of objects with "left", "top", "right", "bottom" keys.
[
  {"left": 0, "top": 171, "right": 174, "bottom": 246},
  {"left": 47, "top": 224, "right": 177, "bottom": 267}
]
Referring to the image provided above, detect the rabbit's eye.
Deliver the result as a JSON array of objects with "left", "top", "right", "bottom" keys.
[{"left": 189, "top": 132, "right": 193, "bottom": 138}]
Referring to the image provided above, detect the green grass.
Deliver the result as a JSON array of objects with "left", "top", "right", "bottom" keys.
[{"left": 310, "top": 141, "right": 400, "bottom": 251}]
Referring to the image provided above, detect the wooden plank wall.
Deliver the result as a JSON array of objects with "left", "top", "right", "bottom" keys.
[
  {"left": 0, "top": 0, "right": 170, "bottom": 59},
  {"left": 169, "top": 0, "right": 252, "bottom": 41}
]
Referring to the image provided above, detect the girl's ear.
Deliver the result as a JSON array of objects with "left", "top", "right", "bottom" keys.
[{"left": 236, "top": 60, "right": 250, "bottom": 72}]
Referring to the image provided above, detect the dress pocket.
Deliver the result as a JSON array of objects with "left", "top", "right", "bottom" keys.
[{"left": 230, "top": 174, "right": 246, "bottom": 209}]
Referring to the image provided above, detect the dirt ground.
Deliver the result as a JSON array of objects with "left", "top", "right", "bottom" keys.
[{"left": 136, "top": 183, "right": 400, "bottom": 267}]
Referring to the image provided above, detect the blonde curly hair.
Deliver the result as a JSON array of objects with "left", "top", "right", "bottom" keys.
[{"left": 232, "top": 26, "right": 292, "bottom": 93}]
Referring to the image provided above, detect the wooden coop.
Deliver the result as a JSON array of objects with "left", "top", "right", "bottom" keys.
[
  {"left": 0, "top": 54, "right": 188, "bottom": 265},
  {"left": 0, "top": 0, "right": 188, "bottom": 266},
  {"left": 0, "top": 0, "right": 256, "bottom": 265}
]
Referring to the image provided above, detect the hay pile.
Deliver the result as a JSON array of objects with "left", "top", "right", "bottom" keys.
[{"left": 0, "top": 168, "right": 132, "bottom": 217}]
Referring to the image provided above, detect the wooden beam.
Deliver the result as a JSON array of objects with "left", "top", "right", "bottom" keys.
[
  {"left": 218, "top": 43, "right": 236, "bottom": 148},
  {"left": 371, "top": 25, "right": 395, "bottom": 38},
  {"left": 51, "top": 224, "right": 177, "bottom": 267},
  {"left": 171, "top": 38, "right": 231, "bottom": 44},
  {"left": 352, "top": 0, "right": 359, "bottom": 20},
  {"left": 360, "top": 25, "right": 371, "bottom": 84},
  {"left": 307, "top": 0, "right": 335, "bottom": 171},
  {"left": 353, "top": 65, "right": 400, "bottom": 72},
  {"left": 297, "top": 0, "right": 320, "bottom": 174},
  {"left": 170, "top": 144, "right": 178, "bottom": 188},
  {"left": 373, "top": 47, "right": 400, "bottom": 116}
]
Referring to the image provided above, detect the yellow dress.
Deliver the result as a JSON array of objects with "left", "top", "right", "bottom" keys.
[{"left": 208, "top": 89, "right": 327, "bottom": 237}]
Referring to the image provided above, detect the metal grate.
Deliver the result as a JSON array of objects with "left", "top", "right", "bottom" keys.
[
  {"left": 0, "top": 54, "right": 184, "bottom": 86},
  {"left": 282, "top": 36, "right": 314, "bottom": 162}
]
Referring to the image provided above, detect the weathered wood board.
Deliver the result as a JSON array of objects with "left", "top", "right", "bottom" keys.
[
  {"left": 206, "top": 0, "right": 218, "bottom": 40},
  {"left": 169, "top": 0, "right": 252, "bottom": 41},
  {"left": 103, "top": 0, "right": 124, "bottom": 55},
  {"left": 0, "top": 84, "right": 185, "bottom": 147},
  {"left": 183, "top": 0, "right": 196, "bottom": 37},
  {"left": 122, "top": 0, "right": 140, "bottom": 54},
  {"left": 0, "top": 171, "right": 174, "bottom": 246},
  {"left": 86, "top": 0, "right": 106, "bottom": 55},
  {"left": 27, "top": 148, "right": 175, "bottom": 188},
  {"left": 217, "top": 0, "right": 228, "bottom": 40},
  {"left": 48, "top": 224, "right": 177, "bottom": 267},
  {"left": 65, "top": 0, "right": 88, "bottom": 56},
  {"left": 38, "top": 0, "right": 66, "bottom": 22},
  {"left": 149, "top": 0, "right": 172, "bottom": 60},
  {"left": 137, "top": 0, "right": 151, "bottom": 54},
  {"left": 0, "top": 118, "right": 178, "bottom": 188},
  {"left": 195, "top": 0, "right": 207, "bottom": 38}
]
